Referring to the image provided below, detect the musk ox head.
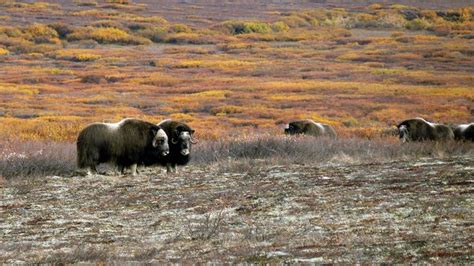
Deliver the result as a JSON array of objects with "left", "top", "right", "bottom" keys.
[
  {"left": 284, "top": 120, "right": 308, "bottom": 135},
  {"left": 398, "top": 124, "right": 410, "bottom": 143},
  {"left": 158, "top": 119, "right": 197, "bottom": 157},
  {"left": 170, "top": 125, "right": 196, "bottom": 156},
  {"left": 152, "top": 127, "right": 170, "bottom": 156}
]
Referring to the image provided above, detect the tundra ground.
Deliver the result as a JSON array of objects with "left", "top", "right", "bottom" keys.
[{"left": 1, "top": 156, "right": 472, "bottom": 263}]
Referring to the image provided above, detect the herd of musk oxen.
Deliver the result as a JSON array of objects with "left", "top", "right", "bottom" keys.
[
  {"left": 77, "top": 118, "right": 196, "bottom": 176},
  {"left": 76, "top": 117, "right": 473, "bottom": 175}
]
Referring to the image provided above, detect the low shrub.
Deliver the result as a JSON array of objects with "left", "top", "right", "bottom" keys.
[
  {"left": 0, "top": 140, "right": 76, "bottom": 178},
  {"left": 168, "top": 23, "right": 192, "bottom": 33},
  {"left": 91, "top": 20, "right": 124, "bottom": 29},
  {"left": 166, "top": 32, "right": 214, "bottom": 44},
  {"left": 222, "top": 21, "right": 274, "bottom": 35},
  {"left": 405, "top": 18, "right": 432, "bottom": 31},
  {"left": 74, "top": 0, "right": 97, "bottom": 7},
  {"left": 2, "top": 137, "right": 472, "bottom": 178},
  {"left": 55, "top": 49, "right": 101, "bottom": 62},
  {"left": 48, "top": 22, "right": 74, "bottom": 39},
  {"left": 192, "top": 135, "right": 474, "bottom": 166},
  {"left": 106, "top": 0, "right": 131, "bottom": 4},
  {"left": 25, "top": 23, "right": 59, "bottom": 44},
  {"left": 90, "top": 27, "right": 138, "bottom": 44},
  {"left": 68, "top": 27, "right": 150, "bottom": 45},
  {"left": 136, "top": 26, "right": 167, "bottom": 42},
  {"left": 271, "top": 21, "right": 290, "bottom": 32}
]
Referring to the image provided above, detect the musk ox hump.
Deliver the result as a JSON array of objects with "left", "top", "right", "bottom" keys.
[
  {"left": 415, "top": 117, "right": 436, "bottom": 128},
  {"left": 453, "top": 123, "right": 474, "bottom": 141},
  {"left": 309, "top": 119, "right": 326, "bottom": 133},
  {"left": 103, "top": 118, "right": 130, "bottom": 131}
]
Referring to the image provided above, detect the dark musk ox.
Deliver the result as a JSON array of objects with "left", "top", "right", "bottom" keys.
[
  {"left": 77, "top": 118, "right": 169, "bottom": 176},
  {"left": 397, "top": 117, "right": 454, "bottom": 142},
  {"left": 142, "top": 119, "right": 196, "bottom": 173},
  {"left": 452, "top": 123, "right": 474, "bottom": 141},
  {"left": 284, "top": 119, "right": 337, "bottom": 139}
]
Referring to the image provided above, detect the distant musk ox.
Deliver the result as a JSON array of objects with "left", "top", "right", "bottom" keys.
[
  {"left": 77, "top": 118, "right": 169, "bottom": 176},
  {"left": 284, "top": 119, "right": 337, "bottom": 138},
  {"left": 143, "top": 119, "right": 196, "bottom": 173},
  {"left": 452, "top": 123, "right": 474, "bottom": 141},
  {"left": 397, "top": 117, "right": 454, "bottom": 142}
]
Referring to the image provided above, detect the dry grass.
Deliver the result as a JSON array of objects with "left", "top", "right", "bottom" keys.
[
  {"left": 0, "top": 140, "right": 75, "bottom": 178},
  {"left": 2, "top": 136, "right": 471, "bottom": 179},
  {"left": 192, "top": 135, "right": 474, "bottom": 168}
]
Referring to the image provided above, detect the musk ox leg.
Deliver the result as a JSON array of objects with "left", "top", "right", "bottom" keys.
[
  {"left": 86, "top": 166, "right": 97, "bottom": 176},
  {"left": 130, "top": 164, "right": 138, "bottom": 176},
  {"left": 166, "top": 163, "right": 177, "bottom": 173},
  {"left": 115, "top": 165, "right": 125, "bottom": 176},
  {"left": 119, "top": 165, "right": 125, "bottom": 175}
]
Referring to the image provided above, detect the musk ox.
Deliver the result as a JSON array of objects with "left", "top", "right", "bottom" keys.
[
  {"left": 77, "top": 118, "right": 169, "bottom": 176},
  {"left": 284, "top": 119, "right": 337, "bottom": 138},
  {"left": 452, "top": 123, "right": 474, "bottom": 141},
  {"left": 143, "top": 119, "right": 196, "bottom": 173},
  {"left": 397, "top": 117, "right": 454, "bottom": 142}
]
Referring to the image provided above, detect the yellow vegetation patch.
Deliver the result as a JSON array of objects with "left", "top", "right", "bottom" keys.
[
  {"left": 369, "top": 108, "right": 407, "bottom": 123},
  {"left": 0, "top": 117, "right": 83, "bottom": 141},
  {"left": 90, "top": 27, "right": 132, "bottom": 44},
  {"left": 191, "top": 90, "right": 231, "bottom": 99},
  {"left": 0, "top": 83, "right": 39, "bottom": 95},
  {"left": 211, "top": 105, "right": 244, "bottom": 116},
  {"left": 371, "top": 68, "right": 407, "bottom": 75},
  {"left": 55, "top": 49, "right": 102, "bottom": 62},
  {"left": 336, "top": 51, "right": 362, "bottom": 61},
  {"left": 130, "top": 73, "right": 181, "bottom": 87},
  {"left": 0, "top": 48, "right": 9, "bottom": 55},
  {"left": 267, "top": 94, "right": 321, "bottom": 101},
  {"left": 173, "top": 59, "right": 256, "bottom": 70},
  {"left": 170, "top": 113, "right": 195, "bottom": 121}
]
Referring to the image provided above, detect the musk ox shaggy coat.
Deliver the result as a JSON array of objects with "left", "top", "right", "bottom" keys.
[
  {"left": 397, "top": 118, "right": 454, "bottom": 142},
  {"left": 143, "top": 119, "right": 196, "bottom": 173},
  {"left": 284, "top": 119, "right": 337, "bottom": 139},
  {"left": 77, "top": 118, "right": 169, "bottom": 175},
  {"left": 453, "top": 123, "right": 474, "bottom": 141}
]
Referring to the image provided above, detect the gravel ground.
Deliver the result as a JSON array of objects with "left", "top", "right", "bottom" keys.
[{"left": 1, "top": 156, "right": 473, "bottom": 263}]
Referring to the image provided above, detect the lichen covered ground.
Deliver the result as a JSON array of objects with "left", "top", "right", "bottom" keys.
[{"left": 1, "top": 157, "right": 473, "bottom": 263}]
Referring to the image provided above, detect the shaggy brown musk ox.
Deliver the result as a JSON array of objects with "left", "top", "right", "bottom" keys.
[
  {"left": 452, "top": 123, "right": 474, "bottom": 141},
  {"left": 77, "top": 118, "right": 169, "bottom": 176},
  {"left": 397, "top": 117, "right": 454, "bottom": 142},
  {"left": 142, "top": 119, "right": 196, "bottom": 173},
  {"left": 284, "top": 119, "right": 337, "bottom": 138}
]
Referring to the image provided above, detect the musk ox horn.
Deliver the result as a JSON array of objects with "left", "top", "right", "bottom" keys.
[
  {"left": 190, "top": 136, "right": 198, "bottom": 144},
  {"left": 171, "top": 138, "right": 179, "bottom": 144}
]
